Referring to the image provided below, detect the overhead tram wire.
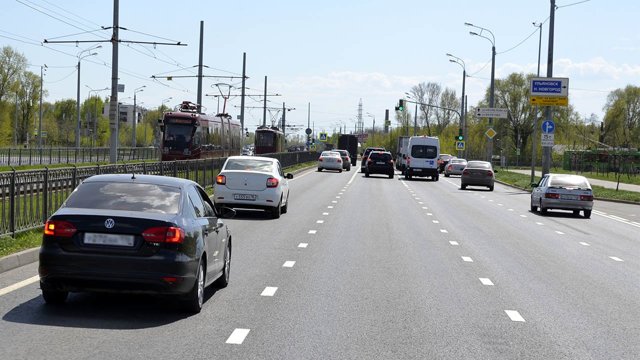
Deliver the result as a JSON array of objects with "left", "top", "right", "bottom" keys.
[
  {"left": 40, "top": 0, "right": 103, "bottom": 28},
  {"left": 16, "top": 0, "right": 101, "bottom": 34}
]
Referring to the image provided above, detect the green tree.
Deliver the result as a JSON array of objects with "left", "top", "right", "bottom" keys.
[
  {"left": 0, "top": 46, "right": 27, "bottom": 104},
  {"left": 602, "top": 85, "right": 640, "bottom": 148}
]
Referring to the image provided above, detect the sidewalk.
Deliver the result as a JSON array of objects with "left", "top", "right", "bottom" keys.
[{"left": 507, "top": 169, "right": 640, "bottom": 193}]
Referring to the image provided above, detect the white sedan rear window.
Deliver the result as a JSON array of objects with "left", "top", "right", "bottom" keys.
[{"left": 225, "top": 159, "right": 274, "bottom": 172}]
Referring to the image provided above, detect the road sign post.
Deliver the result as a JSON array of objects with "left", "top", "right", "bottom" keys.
[{"left": 476, "top": 108, "right": 509, "bottom": 119}]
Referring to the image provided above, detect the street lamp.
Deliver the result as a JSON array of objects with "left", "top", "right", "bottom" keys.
[
  {"left": 76, "top": 45, "right": 101, "bottom": 148},
  {"left": 466, "top": 22, "right": 496, "bottom": 162},
  {"left": 161, "top": 97, "right": 173, "bottom": 112},
  {"left": 404, "top": 92, "right": 418, "bottom": 136},
  {"left": 366, "top": 112, "right": 375, "bottom": 143},
  {"left": 447, "top": 53, "right": 467, "bottom": 158},
  {"left": 85, "top": 85, "right": 109, "bottom": 147},
  {"left": 133, "top": 85, "right": 146, "bottom": 147}
]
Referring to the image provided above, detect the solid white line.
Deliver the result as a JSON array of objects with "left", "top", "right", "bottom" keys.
[
  {"left": 461, "top": 256, "right": 473, "bottom": 262},
  {"left": 226, "top": 328, "right": 250, "bottom": 344},
  {"left": 283, "top": 261, "right": 296, "bottom": 268},
  {"left": 579, "top": 242, "right": 590, "bottom": 246},
  {"left": 440, "top": 229, "right": 448, "bottom": 233},
  {"left": 479, "top": 278, "right": 494, "bottom": 286},
  {"left": 261, "top": 287, "right": 278, "bottom": 297},
  {"left": 308, "top": 230, "right": 317, "bottom": 234},
  {"left": 449, "top": 241, "right": 459, "bottom": 246},
  {"left": 0, "top": 275, "right": 39, "bottom": 297},
  {"left": 505, "top": 310, "right": 526, "bottom": 322},
  {"left": 322, "top": 212, "right": 329, "bottom": 215},
  {"left": 316, "top": 220, "right": 324, "bottom": 224},
  {"left": 298, "top": 243, "right": 308, "bottom": 248},
  {"left": 609, "top": 256, "right": 624, "bottom": 262},
  {"left": 555, "top": 231, "right": 564, "bottom": 235},
  {"left": 347, "top": 168, "right": 359, "bottom": 185}
]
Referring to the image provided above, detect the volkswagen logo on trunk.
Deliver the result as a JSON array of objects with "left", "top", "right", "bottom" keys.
[{"left": 104, "top": 218, "right": 115, "bottom": 229}]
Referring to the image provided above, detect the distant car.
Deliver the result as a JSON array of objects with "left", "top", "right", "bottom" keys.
[
  {"left": 241, "top": 148, "right": 254, "bottom": 156},
  {"left": 444, "top": 158, "right": 467, "bottom": 177},
  {"left": 365, "top": 151, "right": 394, "bottom": 179},
  {"left": 437, "top": 154, "right": 453, "bottom": 173},
  {"left": 530, "top": 174, "right": 593, "bottom": 218},
  {"left": 214, "top": 156, "right": 293, "bottom": 219},
  {"left": 318, "top": 151, "right": 343, "bottom": 172},
  {"left": 460, "top": 160, "right": 495, "bottom": 191},
  {"left": 39, "top": 174, "right": 234, "bottom": 313},
  {"left": 335, "top": 149, "right": 352, "bottom": 171},
  {"left": 361, "top": 146, "right": 386, "bottom": 172}
]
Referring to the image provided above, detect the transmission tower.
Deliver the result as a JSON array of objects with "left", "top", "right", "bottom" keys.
[{"left": 357, "top": 99, "right": 363, "bottom": 134}]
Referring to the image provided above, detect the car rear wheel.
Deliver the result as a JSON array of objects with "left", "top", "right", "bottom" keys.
[
  {"left": 365, "top": 172, "right": 370, "bottom": 177},
  {"left": 42, "top": 288, "right": 68, "bottom": 305},
  {"left": 539, "top": 200, "right": 547, "bottom": 215},
  {"left": 339, "top": 169, "right": 342, "bottom": 173},
  {"left": 461, "top": 184, "right": 466, "bottom": 190},
  {"left": 573, "top": 210, "right": 580, "bottom": 216},
  {"left": 389, "top": 173, "right": 394, "bottom": 179},
  {"left": 281, "top": 193, "right": 289, "bottom": 214},
  {"left": 216, "top": 241, "right": 231, "bottom": 288},
  {"left": 184, "top": 261, "right": 205, "bottom": 313},
  {"left": 271, "top": 199, "right": 282, "bottom": 219},
  {"left": 444, "top": 173, "right": 450, "bottom": 177},
  {"left": 317, "top": 168, "right": 322, "bottom": 172},
  {"left": 584, "top": 209, "right": 592, "bottom": 218},
  {"left": 434, "top": 175, "right": 439, "bottom": 181},
  {"left": 530, "top": 202, "right": 537, "bottom": 212},
  {"left": 489, "top": 185, "right": 494, "bottom": 191}
]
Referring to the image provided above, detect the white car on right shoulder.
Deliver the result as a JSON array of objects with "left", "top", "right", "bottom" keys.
[{"left": 530, "top": 174, "right": 593, "bottom": 218}]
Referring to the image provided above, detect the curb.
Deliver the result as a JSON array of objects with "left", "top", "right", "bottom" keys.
[{"left": 0, "top": 247, "right": 39, "bottom": 274}]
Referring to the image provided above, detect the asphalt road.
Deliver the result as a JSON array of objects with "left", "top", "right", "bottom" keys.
[{"left": 0, "top": 168, "right": 638, "bottom": 359}]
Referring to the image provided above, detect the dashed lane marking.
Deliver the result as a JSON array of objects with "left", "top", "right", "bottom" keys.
[
  {"left": 609, "top": 256, "right": 624, "bottom": 262},
  {"left": 536, "top": 222, "right": 544, "bottom": 226},
  {"left": 282, "top": 261, "right": 296, "bottom": 268},
  {"left": 322, "top": 212, "right": 329, "bottom": 215},
  {"left": 226, "top": 329, "right": 251, "bottom": 344},
  {"left": 261, "top": 287, "right": 278, "bottom": 297},
  {"left": 331, "top": 200, "right": 338, "bottom": 203},
  {"left": 316, "top": 220, "right": 324, "bottom": 224},
  {"left": 505, "top": 310, "right": 526, "bottom": 322},
  {"left": 520, "top": 215, "right": 527, "bottom": 218},
  {"left": 422, "top": 207, "right": 428, "bottom": 210},
  {"left": 0, "top": 275, "right": 39, "bottom": 297},
  {"left": 432, "top": 220, "right": 440, "bottom": 224},
  {"left": 449, "top": 241, "right": 459, "bottom": 246},
  {"left": 579, "top": 242, "right": 590, "bottom": 246},
  {"left": 327, "top": 206, "right": 334, "bottom": 209},
  {"left": 508, "top": 209, "right": 514, "bottom": 212},
  {"left": 308, "top": 230, "right": 317, "bottom": 234},
  {"left": 427, "top": 213, "right": 433, "bottom": 216},
  {"left": 479, "top": 278, "right": 494, "bottom": 286},
  {"left": 555, "top": 231, "right": 565, "bottom": 235},
  {"left": 440, "top": 229, "right": 448, "bottom": 233},
  {"left": 298, "top": 243, "right": 308, "bottom": 248},
  {"left": 462, "top": 256, "right": 474, "bottom": 262}
]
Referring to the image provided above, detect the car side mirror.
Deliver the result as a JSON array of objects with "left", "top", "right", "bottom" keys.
[
  {"left": 285, "top": 173, "right": 294, "bottom": 179},
  {"left": 494, "top": 169, "right": 499, "bottom": 173},
  {"left": 531, "top": 183, "right": 538, "bottom": 188}
]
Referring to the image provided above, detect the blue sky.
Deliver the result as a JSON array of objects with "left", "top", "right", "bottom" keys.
[{"left": 2, "top": 0, "right": 639, "bottom": 136}]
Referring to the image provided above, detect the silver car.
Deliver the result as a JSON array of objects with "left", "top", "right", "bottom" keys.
[
  {"left": 530, "top": 174, "right": 593, "bottom": 218},
  {"left": 460, "top": 160, "right": 495, "bottom": 191},
  {"left": 444, "top": 158, "right": 467, "bottom": 177},
  {"left": 318, "top": 151, "right": 343, "bottom": 172}
]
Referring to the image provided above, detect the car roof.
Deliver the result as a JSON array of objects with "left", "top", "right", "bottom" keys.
[
  {"left": 227, "top": 155, "right": 277, "bottom": 162},
  {"left": 82, "top": 174, "right": 195, "bottom": 188}
]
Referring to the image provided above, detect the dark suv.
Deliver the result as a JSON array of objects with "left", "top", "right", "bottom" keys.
[
  {"left": 360, "top": 146, "right": 386, "bottom": 172},
  {"left": 336, "top": 149, "right": 352, "bottom": 171},
  {"left": 365, "top": 151, "right": 394, "bottom": 179}
]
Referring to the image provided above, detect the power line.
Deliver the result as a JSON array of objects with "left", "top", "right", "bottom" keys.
[{"left": 16, "top": 0, "right": 94, "bottom": 33}]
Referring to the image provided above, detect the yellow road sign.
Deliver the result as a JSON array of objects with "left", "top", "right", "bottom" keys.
[
  {"left": 485, "top": 128, "right": 497, "bottom": 139},
  {"left": 529, "top": 96, "right": 568, "bottom": 106}
]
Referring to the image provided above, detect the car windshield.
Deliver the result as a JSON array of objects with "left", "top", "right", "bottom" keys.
[
  {"left": 64, "top": 182, "right": 181, "bottom": 214},
  {"left": 225, "top": 158, "right": 274, "bottom": 172},
  {"left": 467, "top": 161, "right": 491, "bottom": 169},
  {"left": 337, "top": 150, "right": 349, "bottom": 157},
  {"left": 549, "top": 175, "right": 591, "bottom": 188},
  {"left": 451, "top": 159, "right": 466, "bottom": 164}
]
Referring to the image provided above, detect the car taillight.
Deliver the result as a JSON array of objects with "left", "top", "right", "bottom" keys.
[
  {"left": 318, "top": 157, "right": 323, "bottom": 162},
  {"left": 337, "top": 159, "right": 342, "bottom": 163},
  {"left": 266, "top": 177, "right": 279, "bottom": 188},
  {"left": 142, "top": 226, "right": 185, "bottom": 244},
  {"left": 448, "top": 165, "right": 453, "bottom": 170},
  {"left": 43, "top": 220, "right": 77, "bottom": 238},
  {"left": 216, "top": 175, "right": 226, "bottom": 185},
  {"left": 487, "top": 171, "right": 493, "bottom": 177},
  {"left": 580, "top": 194, "right": 593, "bottom": 201},
  {"left": 462, "top": 169, "right": 469, "bottom": 175},
  {"left": 545, "top": 193, "right": 560, "bottom": 199},
  {"left": 367, "top": 159, "right": 373, "bottom": 164}
]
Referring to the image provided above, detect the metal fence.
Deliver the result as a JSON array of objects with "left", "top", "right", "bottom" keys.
[
  {"left": 0, "top": 147, "right": 160, "bottom": 167},
  {"left": 0, "top": 151, "right": 317, "bottom": 237}
]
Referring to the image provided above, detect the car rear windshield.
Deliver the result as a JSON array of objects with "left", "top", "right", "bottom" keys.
[
  {"left": 64, "top": 182, "right": 181, "bottom": 214},
  {"left": 466, "top": 161, "right": 491, "bottom": 169},
  {"left": 225, "top": 159, "right": 274, "bottom": 172},
  {"left": 411, "top": 145, "right": 438, "bottom": 159},
  {"left": 369, "top": 152, "right": 392, "bottom": 161},
  {"left": 549, "top": 176, "right": 590, "bottom": 188}
]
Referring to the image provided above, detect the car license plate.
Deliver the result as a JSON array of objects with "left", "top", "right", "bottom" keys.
[
  {"left": 376, "top": 161, "right": 385, "bottom": 165},
  {"left": 413, "top": 168, "right": 421, "bottom": 172},
  {"left": 561, "top": 194, "right": 579, "bottom": 200},
  {"left": 84, "top": 233, "right": 134, "bottom": 247},
  {"left": 234, "top": 193, "right": 257, "bottom": 201}
]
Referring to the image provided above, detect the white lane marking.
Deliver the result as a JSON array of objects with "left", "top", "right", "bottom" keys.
[
  {"left": 298, "top": 243, "right": 308, "bottom": 248},
  {"left": 316, "top": 220, "right": 324, "bottom": 224},
  {"left": 498, "top": 203, "right": 504, "bottom": 206},
  {"left": 432, "top": 220, "right": 440, "bottom": 224},
  {"left": 536, "top": 222, "right": 544, "bottom": 226},
  {"left": 331, "top": 200, "right": 338, "bottom": 203},
  {"left": 440, "top": 229, "right": 448, "bottom": 233},
  {"left": 555, "top": 231, "right": 565, "bottom": 235},
  {"left": 308, "top": 230, "right": 317, "bottom": 234},
  {"left": 422, "top": 207, "right": 428, "bottom": 210},
  {"left": 336, "top": 196, "right": 341, "bottom": 199},
  {"left": 283, "top": 261, "right": 296, "bottom": 268},
  {"left": 323, "top": 212, "right": 329, "bottom": 215},
  {"left": 609, "top": 256, "right": 624, "bottom": 262},
  {"left": 505, "top": 310, "right": 526, "bottom": 322},
  {"left": 481, "top": 196, "right": 486, "bottom": 199},
  {"left": 489, "top": 199, "right": 494, "bottom": 202},
  {"left": 427, "top": 213, "right": 433, "bottom": 216},
  {"left": 592, "top": 210, "right": 640, "bottom": 228},
  {"left": 461, "top": 256, "right": 474, "bottom": 262},
  {"left": 418, "top": 202, "right": 424, "bottom": 205},
  {"left": 347, "top": 168, "right": 359, "bottom": 184},
  {"left": 0, "top": 275, "right": 40, "bottom": 297},
  {"left": 415, "top": 198, "right": 421, "bottom": 200},
  {"left": 261, "top": 287, "right": 278, "bottom": 296},
  {"left": 226, "top": 329, "right": 251, "bottom": 344},
  {"left": 449, "top": 241, "right": 459, "bottom": 246},
  {"left": 520, "top": 215, "right": 527, "bottom": 218},
  {"left": 339, "top": 192, "right": 343, "bottom": 195},
  {"left": 327, "top": 206, "right": 334, "bottom": 209},
  {"left": 579, "top": 242, "right": 590, "bottom": 246},
  {"left": 479, "top": 278, "right": 494, "bottom": 286},
  {"left": 508, "top": 209, "right": 514, "bottom": 212}
]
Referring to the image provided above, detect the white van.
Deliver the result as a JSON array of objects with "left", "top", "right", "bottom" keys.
[{"left": 404, "top": 136, "right": 440, "bottom": 181}]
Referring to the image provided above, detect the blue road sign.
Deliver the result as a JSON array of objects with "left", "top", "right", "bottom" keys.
[
  {"left": 530, "top": 77, "right": 569, "bottom": 97},
  {"left": 542, "top": 120, "right": 555, "bottom": 134}
]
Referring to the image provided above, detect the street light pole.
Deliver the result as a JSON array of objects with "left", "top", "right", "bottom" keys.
[
  {"left": 86, "top": 86, "right": 109, "bottom": 148},
  {"left": 466, "top": 22, "right": 496, "bottom": 162},
  {"left": 447, "top": 53, "right": 467, "bottom": 158},
  {"left": 38, "top": 64, "right": 46, "bottom": 148},
  {"left": 542, "top": 0, "right": 556, "bottom": 176},
  {"left": 75, "top": 47, "right": 100, "bottom": 148},
  {"left": 532, "top": 21, "right": 543, "bottom": 184},
  {"left": 133, "top": 85, "right": 145, "bottom": 147}
]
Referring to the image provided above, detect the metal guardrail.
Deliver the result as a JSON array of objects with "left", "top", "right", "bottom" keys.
[
  {"left": 0, "top": 147, "right": 160, "bottom": 166},
  {"left": 0, "top": 151, "right": 317, "bottom": 237}
]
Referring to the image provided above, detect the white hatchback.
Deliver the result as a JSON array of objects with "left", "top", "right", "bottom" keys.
[
  {"left": 214, "top": 156, "right": 293, "bottom": 219},
  {"left": 317, "top": 151, "right": 343, "bottom": 172}
]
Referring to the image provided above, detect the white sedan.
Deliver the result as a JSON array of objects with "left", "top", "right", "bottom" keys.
[
  {"left": 317, "top": 151, "right": 343, "bottom": 172},
  {"left": 214, "top": 156, "right": 293, "bottom": 219}
]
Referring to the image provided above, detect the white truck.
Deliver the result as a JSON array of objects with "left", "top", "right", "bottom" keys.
[
  {"left": 395, "top": 136, "right": 410, "bottom": 171},
  {"left": 404, "top": 136, "right": 440, "bottom": 181}
]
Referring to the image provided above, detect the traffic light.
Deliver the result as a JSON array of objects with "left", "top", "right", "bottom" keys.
[
  {"left": 395, "top": 99, "right": 405, "bottom": 111},
  {"left": 455, "top": 128, "right": 464, "bottom": 141}
]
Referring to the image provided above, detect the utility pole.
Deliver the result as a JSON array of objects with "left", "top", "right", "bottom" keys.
[
  {"left": 263, "top": 76, "right": 267, "bottom": 127},
  {"left": 14, "top": 92, "right": 18, "bottom": 147},
  {"left": 413, "top": 102, "right": 418, "bottom": 136},
  {"left": 542, "top": 0, "right": 556, "bottom": 176},
  {"left": 38, "top": 65, "right": 45, "bottom": 148},
  {"left": 532, "top": 21, "right": 543, "bottom": 184},
  {"left": 240, "top": 52, "right": 246, "bottom": 139},
  {"left": 197, "top": 21, "right": 204, "bottom": 113},
  {"left": 282, "top": 102, "right": 286, "bottom": 142},
  {"left": 108, "top": 0, "right": 120, "bottom": 162}
]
